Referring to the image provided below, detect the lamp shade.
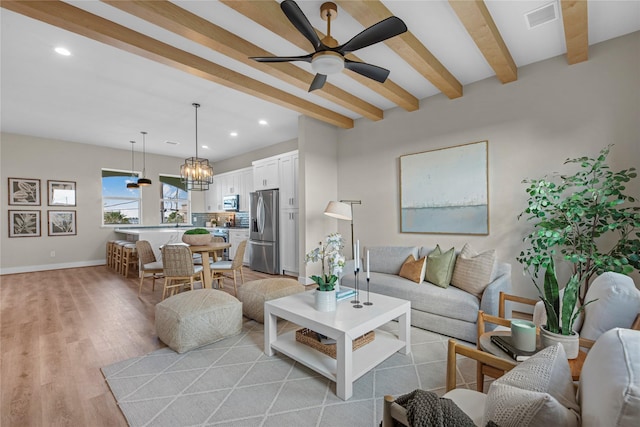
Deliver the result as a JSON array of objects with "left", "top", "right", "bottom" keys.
[{"left": 324, "top": 201, "right": 352, "bottom": 221}]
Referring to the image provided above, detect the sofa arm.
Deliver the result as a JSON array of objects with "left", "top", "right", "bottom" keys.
[
  {"left": 340, "top": 259, "right": 357, "bottom": 279},
  {"left": 480, "top": 265, "right": 512, "bottom": 328}
]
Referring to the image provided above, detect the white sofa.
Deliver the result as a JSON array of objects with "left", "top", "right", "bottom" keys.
[
  {"left": 384, "top": 327, "right": 640, "bottom": 427},
  {"left": 340, "top": 245, "right": 512, "bottom": 343}
]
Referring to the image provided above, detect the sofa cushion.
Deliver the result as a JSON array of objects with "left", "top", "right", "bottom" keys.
[
  {"left": 483, "top": 344, "right": 580, "bottom": 427},
  {"left": 579, "top": 328, "right": 640, "bottom": 427},
  {"left": 341, "top": 272, "right": 480, "bottom": 323},
  {"left": 579, "top": 272, "right": 640, "bottom": 342},
  {"left": 425, "top": 245, "right": 457, "bottom": 288},
  {"left": 366, "top": 246, "right": 419, "bottom": 275},
  {"left": 398, "top": 255, "right": 427, "bottom": 284},
  {"left": 451, "top": 243, "right": 496, "bottom": 298}
]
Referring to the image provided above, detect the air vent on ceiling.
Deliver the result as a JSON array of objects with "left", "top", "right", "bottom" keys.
[{"left": 524, "top": 2, "right": 558, "bottom": 30}]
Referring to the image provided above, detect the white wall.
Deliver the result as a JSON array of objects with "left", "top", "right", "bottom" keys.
[
  {"left": 0, "top": 134, "right": 190, "bottom": 273},
  {"left": 336, "top": 32, "right": 640, "bottom": 298},
  {"left": 298, "top": 115, "right": 340, "bottom": 279}
]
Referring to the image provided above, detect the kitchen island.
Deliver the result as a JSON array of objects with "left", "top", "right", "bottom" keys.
[{"left": 114, "top": 227, "right": 199, "bottom": 261}]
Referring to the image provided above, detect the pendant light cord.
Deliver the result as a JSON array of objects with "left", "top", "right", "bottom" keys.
[
  {"left": 193, "top": 103, "right": 200, "bottom": 159},
  {"left": 141, "top": 131, "right": 147, "bottom": 178}
]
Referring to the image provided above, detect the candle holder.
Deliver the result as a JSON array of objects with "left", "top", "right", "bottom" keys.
[
  {"left": 352, "top": 269, "right": 363, "bottom": 308},
  {"left": 363, "top": 277, "right": 373, "bottom": 306}
]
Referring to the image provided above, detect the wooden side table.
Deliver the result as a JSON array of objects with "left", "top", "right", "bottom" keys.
[{"left": 480, "top": 330, "right": 586, "bottom": 381}]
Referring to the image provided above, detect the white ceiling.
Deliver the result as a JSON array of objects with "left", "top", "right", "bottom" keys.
[{"left": 1, "top": 1, "right": 639, "bottom": 161}]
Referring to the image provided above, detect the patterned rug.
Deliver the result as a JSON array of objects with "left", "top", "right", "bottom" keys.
[{"left": 102, "top": 319, "right": 478, "bottom": 426}]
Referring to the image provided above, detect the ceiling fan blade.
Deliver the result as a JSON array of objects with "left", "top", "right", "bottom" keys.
[
  {"left": 281, "top": 0, "right": 322, "bottom": 51},
  {"left": 251, "top": 53, "right": 313, "bottom": 63},
  {"left": 338, "top": 16, "right": 407, "bottom": 54},
  {"left": 344, "top": 59, "right": 390, "bottom": 83},
  {"left": 309, "top": 74, "right": 327, "bottom": 92}
]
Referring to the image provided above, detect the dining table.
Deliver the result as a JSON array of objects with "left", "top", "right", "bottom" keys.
[{"left": 188, "top": 242, "right": 232, "bottom": 290}]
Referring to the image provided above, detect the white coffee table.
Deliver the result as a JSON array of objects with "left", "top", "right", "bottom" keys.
[{"left": 264, "top": 291, "right": 411, "bottom": 400}]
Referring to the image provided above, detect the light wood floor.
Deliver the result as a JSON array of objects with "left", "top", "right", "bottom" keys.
[{"left": 0, "top": 265, "right": 282, "bottom": 426}]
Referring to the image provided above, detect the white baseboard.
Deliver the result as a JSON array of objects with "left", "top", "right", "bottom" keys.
[{"left": 0, "top": 259, "right": 106, "bottom": 275}]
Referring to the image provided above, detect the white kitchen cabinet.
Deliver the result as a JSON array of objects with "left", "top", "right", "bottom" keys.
[
  {"left": 253, "top": 158, "right": 279, "bottom": 191},
  {"left": 280, "top": 209, "right": 299, "bottom": 275},
  {"left": 229, "top": 228, "right": 250, "bottom": 264},
  {"left": 279, "top": 151, "right": 299, "bottom": 209},
  {"left": 241, "top": 167, "right": 253, "bottom": 212}
]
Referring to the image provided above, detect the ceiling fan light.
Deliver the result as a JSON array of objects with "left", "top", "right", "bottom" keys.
[{"left": 311, "top": 51, "right": 343, "bottom": 75}]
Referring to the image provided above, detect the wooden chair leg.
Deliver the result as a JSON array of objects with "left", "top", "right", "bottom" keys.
[
  {"left": 138, "top": 274, "right": 145, "bottom": 297},
  {"left": 240, "top": 266, "right": 245, "bottom": 284},
  {"left": 232, "top": 271, "right": 238, "bottom": 296},
  {"left": 476, "top": 363, "right": 485, "bottom": 392}
]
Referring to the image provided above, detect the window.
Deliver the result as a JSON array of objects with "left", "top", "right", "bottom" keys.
[
  {"left": 102, "top": 169, "right": 141, "bottom": 225},
  {"left": 160, "top": 175, "right": 190, "bottom": 224}
]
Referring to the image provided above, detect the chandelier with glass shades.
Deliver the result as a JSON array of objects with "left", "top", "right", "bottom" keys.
[{"left": 180, "top": 103, "right": 213, "bottom": 191}]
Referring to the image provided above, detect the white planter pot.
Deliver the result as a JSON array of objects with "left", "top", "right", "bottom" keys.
[
  {"left": 315, "top": 289, "right": 336, "bottom": 312},
  {"left": 540, "top": 326, "right": 580, "bottom": 359}
]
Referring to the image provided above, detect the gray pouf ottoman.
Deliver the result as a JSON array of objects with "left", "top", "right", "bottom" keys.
[
  {"left": 237, "top": 278, "right": 305, "bottom": 323},
  {"left": 155, "top": 289, "right": 242, "bottom": 353}
]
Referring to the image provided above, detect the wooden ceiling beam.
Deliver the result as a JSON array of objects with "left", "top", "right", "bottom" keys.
[
  {"left": 103, "top": 0, "right": 382, "bottom": 121},
  {"left": 220, "top": 0, "right": 419, "bottom": 112},
  {"left": 1, "top": 0, "right": 353, "bottom": 129},
  {"left": 560, "top": 0, "right": 589, "bottom": 65},
  {"left": 336, "top": 0, "right": 462, "bottom": 100},
  {"left": 448, "top": 0, "right": 517, "bottom": 84}
]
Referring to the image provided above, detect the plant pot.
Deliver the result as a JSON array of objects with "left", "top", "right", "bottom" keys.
[
  {"left": 314, "top": 289, "right": 336, "bottom": 312},
  {"left": 540, "top": 325, "right": 579, "bottom": 359},
  {"left": 182, "top": 234, "right": 211, "bottom": 246}
]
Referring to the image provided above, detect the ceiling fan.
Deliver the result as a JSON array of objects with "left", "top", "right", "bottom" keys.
[{"left": 251, "top": 0, "right": 407, "bottom": 92}]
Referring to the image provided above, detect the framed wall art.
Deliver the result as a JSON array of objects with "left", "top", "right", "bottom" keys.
[
  {"left": 48, "top": 180, "right": 76, "bottom": 206},
  {"left": 48, "top": 210, "right": 77, "bottom": 236},
  {"left": 400, "top": 140, "right": 489, "bottom": 235},
  {"left": 8, "top": 210, "right": 41, "bottom": 237},
  {"left": 8, "top": 177, "right": 41, "bottom": 206}
]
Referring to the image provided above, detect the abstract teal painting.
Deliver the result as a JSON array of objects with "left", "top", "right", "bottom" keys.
[{"left": 400, "top": 141, "right": 488, "bottom": 234}]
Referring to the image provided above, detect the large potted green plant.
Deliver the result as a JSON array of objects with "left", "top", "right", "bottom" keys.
[
  {"left": 305, "top": 233, "right": 345, "bottom": 312},
  {"left": 517, "top": 145, "right": 640, "bottom": 356}
]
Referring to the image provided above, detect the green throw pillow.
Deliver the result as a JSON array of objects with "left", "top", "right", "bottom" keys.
[{"left": 425, "top": 245, "right": 456, "bottom": 288}]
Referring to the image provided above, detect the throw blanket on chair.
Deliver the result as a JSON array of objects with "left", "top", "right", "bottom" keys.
[{"left": 393, "top": 389, "right": 476, "bottom": 427}]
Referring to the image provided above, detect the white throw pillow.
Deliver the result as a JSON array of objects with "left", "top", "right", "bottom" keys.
[
  {"left": 483, "top": 343, "right": 580, "bottom": 427},
  {"left": 578, "top": 328, "right": 640, "bottom": 427},
  {"left": 579, "top": 272, "right": 640, "bottom": 342}
]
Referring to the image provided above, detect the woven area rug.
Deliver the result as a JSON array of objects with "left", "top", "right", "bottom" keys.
[{"left": 102, "top": 319, "right": 477, "bottom": 427}]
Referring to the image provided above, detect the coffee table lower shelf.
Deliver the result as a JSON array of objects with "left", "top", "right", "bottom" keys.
[{"left": 271, "top": 329, "right": 405, "bottom": 383}]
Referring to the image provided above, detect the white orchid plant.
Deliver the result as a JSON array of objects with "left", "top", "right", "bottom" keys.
[{"left": 305, "top": 233, "right": 345, "bottom": 291}]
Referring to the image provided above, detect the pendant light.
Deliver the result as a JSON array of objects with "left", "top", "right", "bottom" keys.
[
  {"left": 137, "top": 131, "right": 152, "bottom": 186},
  {"left": 180, "top": 103, "right": 213, "bottom": 191},
  {"left": 126, "top": 140, "right": 139, "bottom": 189}
]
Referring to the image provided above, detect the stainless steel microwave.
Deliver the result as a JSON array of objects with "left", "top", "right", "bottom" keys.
[{"left": 223, "top": 195, "right": 239, "bottom": 211}]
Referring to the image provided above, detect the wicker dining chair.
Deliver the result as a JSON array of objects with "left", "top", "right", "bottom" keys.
[
  {"left": 210, "top": 240, "right": 247, "bottom": 296},
  {"left": 161, "top": 244, "right": 204, "bottom": 300},
  {"left": 136, "top": 240, "right": 164, "bottom": 297}
]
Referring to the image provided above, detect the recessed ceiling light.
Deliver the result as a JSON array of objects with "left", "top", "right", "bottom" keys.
[
  {"left": 54, "top": 47, "right": 71, "bottom": 56},
  {"left": 230, "top": 132, "right": 238, "bottom": 137},
  {"left": 202, "top": 145, "right": 209, "bottom": 149},
  {"left": 258, "top": 119, "right": 268, "bottom": 126}
]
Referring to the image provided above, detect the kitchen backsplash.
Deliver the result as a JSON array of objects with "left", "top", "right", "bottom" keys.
[{"left": 191, "top": 212, "right": 249, "bottom": 227}]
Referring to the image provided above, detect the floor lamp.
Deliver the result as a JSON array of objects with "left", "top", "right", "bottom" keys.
[{"left": 324, "top": 199, "right": 361, "bottom": 259}]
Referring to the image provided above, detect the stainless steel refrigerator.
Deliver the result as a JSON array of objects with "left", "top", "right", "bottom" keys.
[{"left": 249, "top": 189, "right": 279, "bottom": 274}]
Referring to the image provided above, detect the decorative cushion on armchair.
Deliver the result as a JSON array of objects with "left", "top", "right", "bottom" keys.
[{"left": 532, "top": 272, "right": 640, "bottom": 342}]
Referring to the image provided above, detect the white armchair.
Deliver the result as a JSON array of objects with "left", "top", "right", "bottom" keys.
[{"left": 383, "top": 328, "right": 640, "bottom": 427}]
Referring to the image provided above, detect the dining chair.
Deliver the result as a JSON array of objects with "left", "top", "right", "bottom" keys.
[
  {"left": 210, "top": 239, "right": 247, "bottom": 296},
  {"left": 136, "top": 240, "right": 164, "bottom": 297},
  {"left": 161, "top": 244, "right": 204, "bottom": 300}
]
